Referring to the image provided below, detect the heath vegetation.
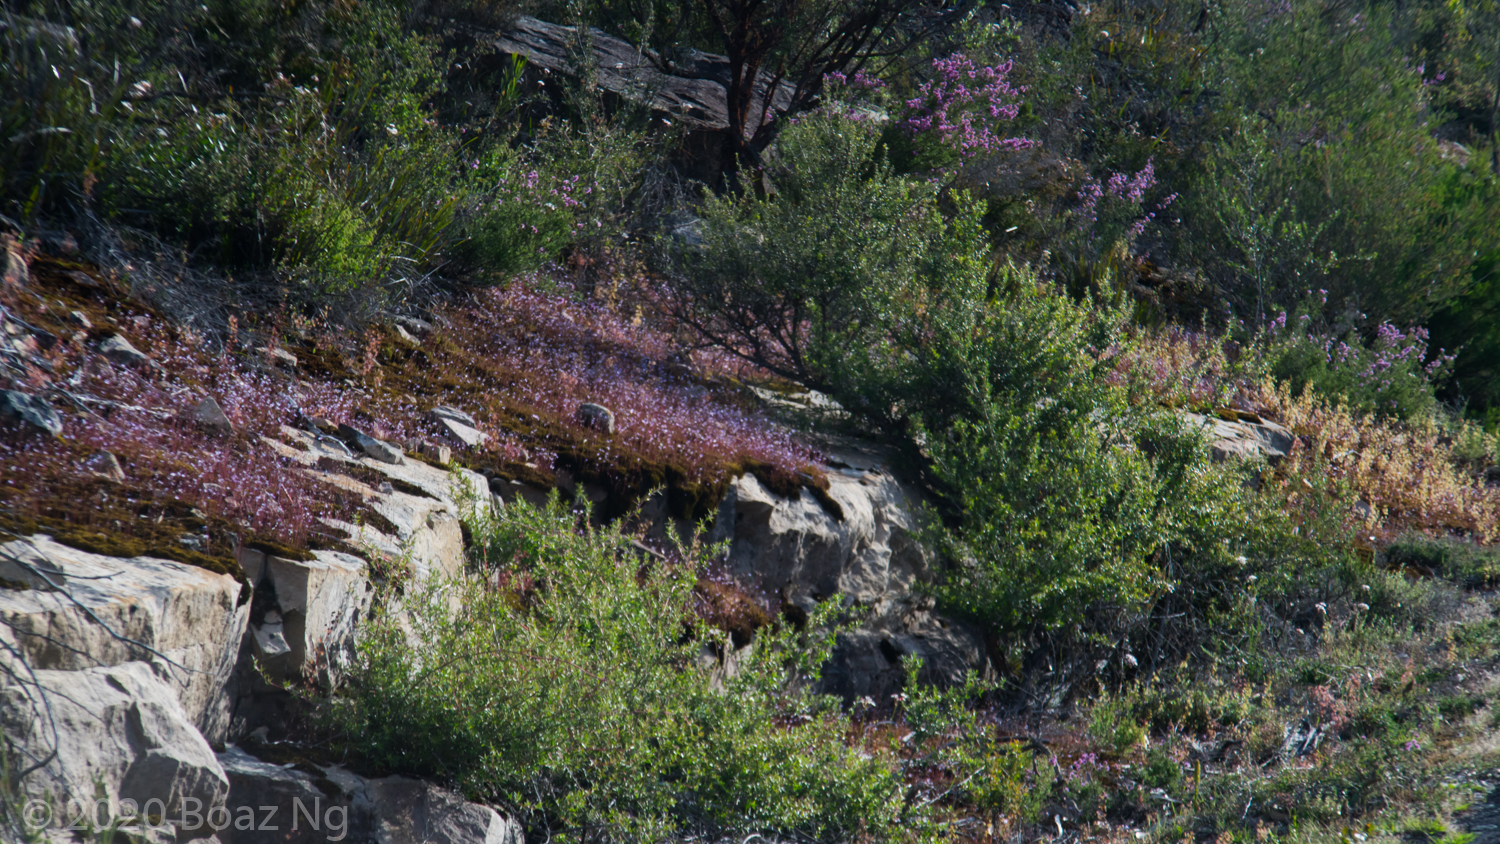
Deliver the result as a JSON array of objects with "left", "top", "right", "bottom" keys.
[{"left": 2, "top": 0, "right": 1499, "bottom": 842}]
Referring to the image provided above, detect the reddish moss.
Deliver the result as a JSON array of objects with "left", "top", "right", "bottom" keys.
[{"left": 693, "top": 578, "right": 772, "bottom": 648}]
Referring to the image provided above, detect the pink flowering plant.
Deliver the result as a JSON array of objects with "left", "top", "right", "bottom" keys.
[
  {"left": 1075, "top": 159, "right": 1178, "bottom": 247},
  {"left": 822, "top": 54, "right": 1033, "bottom": 174},
  {"left": 1256, "top": 295, "right": 1456, "bottom": 419},
  {"left": 901, "top": 54, "right": 1034, "bottom": 162},
  {"left": 461, "top": 147, "right": 600, "bottom": 277}
]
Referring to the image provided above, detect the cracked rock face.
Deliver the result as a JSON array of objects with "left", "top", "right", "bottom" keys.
[
  {"left": 709, "top": 436, "right": 992, "bottom": 704},
  {"left": 1183, "top": 411, "right": 1296, "bottom": 463},
  {"left": 0, "top": 535, "right": 250, "bottom": 741},
  {"left": 0, "top": 661, "right": 230, "bottom": 837},
  {"left": 215, "top": 745, "right": 523, "bottom": 844}
]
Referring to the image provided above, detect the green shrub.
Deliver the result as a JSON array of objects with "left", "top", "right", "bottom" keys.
[
  {"left": 460, "top": 147, "right": 584, "bottom": 277},
  {"left": 1187, "top": 0, "right": 1495, "bottom": 328},
  {"left": 920, "top": 273, "right": 1250, "bottom": 639},
  {"left": 1087, "top": 694, "right": 1147, "bottom": 756},
  {"left": 663, "top": 107, "right": 982, "bottom": 403},
  {"left": 329, "top": 492, "right": 906, "bottom": 842},
  {"left": 1248, "top": 304, "right": 1454, "bottom": 421},
  {"left": 1385, "top": 533, "right": 1500, "bottom": 589}
]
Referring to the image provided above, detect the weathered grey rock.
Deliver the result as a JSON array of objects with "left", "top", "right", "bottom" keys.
[
  {"left": 268, "top": 424, "right": 493, "bottom": 555},
  {"left": 2, "top": 233, "right": 27, "bottom": 288},
  {"left": 84, "top": 449, "right": 126, "bottom": 481},
  {"left": 393, "top": 323, "right": 420, "bottom": 345},
  {"left": 437, "top": 416, "right": 488, "bottom": 449},
  {"left": 215, "top": 746, "right": 522, "bottom": 844},
  {"left": 429, "top": 405, "right": 477, "bottom": 427},
  {"left": 1, "top": 388, "right": 63, "bottom": 435},
  {"left": 191, "top": 395, "right": 236, "bottom": 433},
  {"left": 577, "top": 402, "right": 615, "bottom": 434},
  {"left": 819, "top": 605, "right": 991, "bottom": 705},
  {"left": 1184, "top": 412, "right": 1295, "bottom": 464},
  {"left": 338, "top": 423, "right": 405, "bottom": 465},
  {"left": 367, "top": 776, "right": 523, "bottom": 844},
  {"left": 710, "top": 442, "right": 928, "bottom": 604},
  {"left": 99, "top": 333, "right": 155, "bottom": 367},
  {"left": 394, "top": 315, "right": 434, "bottom": 336},
  {"left": 248, "top": 549, "right": 371, "bottom": 686},
  {"left": 259, "top": 346, "right": 298, "bottom": 370},
  {"left": 67, "top": 309, "right": 91, "bottom": 329},
  {"left": 491, "top": 477, "right": 550, "bottom": 509},
  {"left": 706, "top": 436, "right": 989, "bottom": 701},
  {"left": 494, "top": 15, "right": 791, "bottom": 131},
  {"left": 0, "top": 535, "right": 250, "bottom": 741},
  {"left": 416, "top": 440, "right": 452, "bottom": 466},
  {"left": 215, "top": 745, "right": 374, "bottom": 844},
  {"left": 0, "top": 661, "right": 229, "bottom": 833}
]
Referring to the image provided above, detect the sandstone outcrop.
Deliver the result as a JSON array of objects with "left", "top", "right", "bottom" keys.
[
  {"left": 217, "top": 746, "right": 523, "bottom": 844},
  {"left": 493, "top": 16, "right": 792, "bottom": 133},
  {"left": 0, "top": 535, "right": 249, "bottom": 739},
  {"left": 1, "top": 423, "right": 506, "bottom": 839},
  {"left": 1186, "top": 411, "right": 1296, "bottom": 463},
  {"left": 710, "top": 435, "right": 992, "bottom": 703}
]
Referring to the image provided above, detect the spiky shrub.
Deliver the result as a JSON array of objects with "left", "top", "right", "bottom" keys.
[{"left": 330, "top": 493, "right": 906, "bottom": 843}]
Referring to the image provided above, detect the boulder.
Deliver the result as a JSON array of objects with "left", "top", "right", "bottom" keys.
[
  {"left": 267, "top": 424, "right": 493, "bottom": 558},
  {"left": 576, "top": 402, "right": 615, "bottom": 434},
  {"left": 337, "top": 423, "right": 405, "bottom": 465},
  {"left": 437, "top": 416, "right": 487, "bottom": 449},
  {"left": 395, "top": 315, "right": 435, "bottom": 337},
  {"left": 494, "top": 15, "right": 791, "bottom": 132},
  {"left": 0, "top": 661, "right": 229, "bottom": 837},
  {"left": 416, "top": 440, "right": 452, "bottom": 466},
  {"left": 366, "top": 776, "right": 523, "bottom": 844},
  {"left": 190, "top": 395, "right": 236, "bottom": 433},
  {"left": 1184, "top": 412, "right": 1295, "bottom": 464},
  {"left": 215, "top": 746, "right": 522, "bottom": 844},
  {"left": 242, "top": 549, "right": 371, "bottom": 687},
  {"left": 0, "top": 535, "right": 250, "bottom": 741},
  {"left": 707, "top": 436, "right": 990, "bottom": 702},
  {"left": 1, "top": 388, "right": 63, "bottom": 435},
  {"left": 819, "top": 605, "right": 991, "bottom": 705},
  {"left": 710, "top": 440, "right": 929, "bottom": 604},
  {"left": 215, "top": 745, "right": 374, "bottom": 844},
  {"left": 84, "top": 449, "right": 126, "bottom": 481},
  {"left": 428, "top": 405, "right": 477, "bottom": 427},
  {"left": 99, "top": 333, "right": 157, "bottom": 368},
  {"left": 259, "top": 346, "right": 298, "bottom": 370}
]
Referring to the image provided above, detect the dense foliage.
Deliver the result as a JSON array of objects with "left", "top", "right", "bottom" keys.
[
  {"left": 3, "top": 0, "right": 1500, "bottom": 841},
  {"left": 335, "top": 491, "right": 905, "bottom": 842}
]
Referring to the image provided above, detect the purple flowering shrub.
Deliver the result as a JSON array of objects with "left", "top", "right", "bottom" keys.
[
  {"left": 461, "top": 153, "right": 601, "bottom": 277},
  {"left": 901, "top": 54, "right": 1034, "bottom": 161},
  {"left": 1259, "top": 299, "right": 1455, "bottom": 419},
  {"left": 822, "top": 54, "right": 1031, "bottom": 174},
  {"left": 1075, "top": 159, "right": 1178, "bottom": 246},
  {"left": 0, "top": 315, "right": 367, "bottom": 556},
  {"left": 429, "top": 281, "right": 820, "bottom": 487},
  {"left": 1, "top": 265, "right": 819, "bottom": 562}
]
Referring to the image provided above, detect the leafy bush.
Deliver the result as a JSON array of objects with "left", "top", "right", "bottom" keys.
[
  {"left": 1254, "top": 305, "right": 1456, "bottom": 421},
  {"left": 330, "top": 493, "right": 906, "bottom": 842},
  {"left": 663, "top": 106, "right": 985, "bottom": 410},
  {"left": 919, "top": 273, "right": 1249, "bottom": 641},
  {"left": 461, "top": 157, "right": 590, "bottom": 277},
  {"left": 1385, "top": 532, "right": 1500, "bottom": 589},
  {"left": 1183, "top": 0, "right": 1496, "bottom": 327}
]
